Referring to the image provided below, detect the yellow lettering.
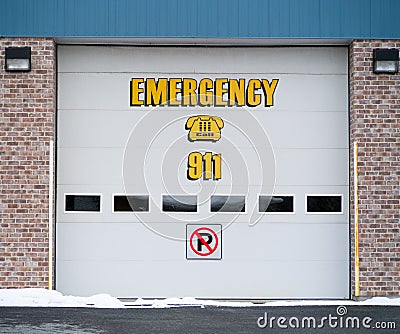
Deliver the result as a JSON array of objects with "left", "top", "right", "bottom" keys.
[
  {"left": 145, "top": 78, "right": 167, "bottom": 106},
  {"left": 228, "top": 79, "right": 245, "bottom": 106},
  {"left": 198, "top": 78, "right": 213, "bottom": 106},
  {"left": 246, "top": 79, "right": 261, "bottom": 107},
  {"left": 168, "top": 78, "right": 182, "bottom": 106},
  {"left": 215, "top": 78, "right": 228, "bottom": 106},
  {"left": 130, "top": 78, "right": 144, "bottom": 106},
  {"left": 182, "top": 78, "right": 197, "bottom": 106},
  {"left": 130, "top": 77, "right": 279, "bottom": 108},
  {"left": 261, "top": 79, "right": 279, "bottom": 107}
]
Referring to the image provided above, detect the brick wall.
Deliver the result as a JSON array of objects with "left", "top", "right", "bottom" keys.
[
  {"left": 350, "top": 40, "right": 400, "bottom": 297},
  {"left": 0, "top": 38, "right": 55, "bottom": 288}
]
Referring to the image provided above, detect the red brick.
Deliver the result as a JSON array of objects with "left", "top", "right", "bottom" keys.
[
  {"left": 350, "top": 40, "right": 400, "bottom": 297},
  {"left": 0, "top": 38, "right": 55, "bottom": 289}
]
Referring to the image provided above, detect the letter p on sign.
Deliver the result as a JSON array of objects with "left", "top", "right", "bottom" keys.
[{"left": 186, "top": 225, "right": 222, "bottom": 260}]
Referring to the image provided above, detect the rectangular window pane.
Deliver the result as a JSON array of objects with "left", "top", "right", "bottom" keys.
[
  {"left": 65, "top": 195, "right": 100, "bottom": 212},
  {"left": 162, "top": 195, "right": 197, "bottom": 212},
  {"left": 259, "top": 195, "right": 294, "bottom": 213},
  {"left": 211, "top": 195, "right": 245, "bottom": 212},
  {"left": 307, "top": 195, "right": 342, "bottom": 213},
  {"left": 114, "top": 195, "right": 149, "bottom": 212}
]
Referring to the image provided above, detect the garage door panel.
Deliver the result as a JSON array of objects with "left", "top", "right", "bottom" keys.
[
  {"left": 58, "top": 72, "right": 347, "bottom": 112},
  {"left": 275, "top": 149, "right": 348, "bottom": 186},
  {"left": 58, "top": 73, "right": 129, "bottom": 110},
  {"left": 125, "top": 147, "right": 348, "bottom": 188},
  {"left": 56, "top": 223, "right": 185, "bottom": 262},
  {"left": 273, "top": 74, "right": 347, "bottom": 112},
  {"left": 257, "top": 111, "right": 348, "bottom": 149},
  {"left": 56, "top": 260, "right": 349, "bottom": 298},
  {"left": 58, "top": 46, "right": 348, "bottom": 75},
  {"left": 57, "top": 109, "right": 146, "bottom": 148},
  {"left": 56, "top": 183, "right": 348, "bottom": 224},
  {"left": 59, "top": 110, "right": 348, "bottom": 149},
  {"left": 57, "top": 148, "right": 348, "bottom": 188},
  {"left": 57, "top": 148, "right": 124, "bottom": 185},
  {"left": 57, "top": 222, "right": 348, "bottom": 262},
  {"left": 225, "top": 223, "right": 348, "bottom": 262}
]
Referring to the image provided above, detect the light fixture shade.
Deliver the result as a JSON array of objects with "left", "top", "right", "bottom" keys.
[
  {"left": 373, "top": 49, "right": 399, "bottom": 74},
  {"left": 5, "top": 47, "right": 31, "bottom": 72}
]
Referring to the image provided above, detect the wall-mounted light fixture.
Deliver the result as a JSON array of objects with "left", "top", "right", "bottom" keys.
[
  {"left": 5, "top": 46, "right": 31, "bottom": 72},
  {"left": 373, "top": 49, "right": 399, "bottom": 74}
]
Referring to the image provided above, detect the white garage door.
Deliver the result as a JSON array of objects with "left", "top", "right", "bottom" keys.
[{"left": 56, "top": 46, "right": 349, "bottom": 299}]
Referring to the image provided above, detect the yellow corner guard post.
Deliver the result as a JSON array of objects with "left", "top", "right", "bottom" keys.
[
  {"left": 48, "top": 140, "right": 54, "bottom": 290},
  {"left": 354, "top": 141, "right": 360, "bottom": 297}
]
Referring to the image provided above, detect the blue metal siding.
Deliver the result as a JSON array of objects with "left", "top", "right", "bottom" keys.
[{"left": 0, "top": 0, "right": 399, "bottom": 39}]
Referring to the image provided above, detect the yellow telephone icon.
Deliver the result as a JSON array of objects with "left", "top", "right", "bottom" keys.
[{"left": 185, "top": 115, "right": 224, "bottom": 142}]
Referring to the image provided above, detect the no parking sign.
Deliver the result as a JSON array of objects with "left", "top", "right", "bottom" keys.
[{"left": 186, "top": 225, "right": 222, "bottom": 260}]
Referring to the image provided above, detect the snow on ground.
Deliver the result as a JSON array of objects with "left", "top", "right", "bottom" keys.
[
  {"left": 0, "top": 289, "right": 124, "bottom": 308},
  {"left": 0, "top": 289, "right": 399, "bottom": 308},
  {"left": 129, "top": 297, "right": 400, "bottom": 308}
]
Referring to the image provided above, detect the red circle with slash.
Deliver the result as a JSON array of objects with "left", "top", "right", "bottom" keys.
[{"left": 189, "top": 227, "right": 219, "bottom": 256}]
